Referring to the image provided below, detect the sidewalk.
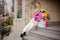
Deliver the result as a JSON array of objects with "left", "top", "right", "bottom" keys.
[
  {"left": 3, "top": 25, "right": 60, "bottom": 40},
  {"left": 3, "top": 26, "right": 23, "bottom": 40}
]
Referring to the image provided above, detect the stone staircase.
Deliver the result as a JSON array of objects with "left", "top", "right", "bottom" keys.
[{"left": 24, "top": 26, "right": 60, "bottom": 40}]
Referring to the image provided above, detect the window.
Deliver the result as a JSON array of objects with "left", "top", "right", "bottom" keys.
[
  {"left": 17, "top": 0, "right": 22, "bottom": 18},
  {"left": 14, "top": 0, "right": 25, "bottom": 19}
]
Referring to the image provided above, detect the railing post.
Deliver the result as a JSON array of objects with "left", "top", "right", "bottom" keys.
[
  {"left": 22, "top": 0, "right": 25, "bottom": 19},
  {"left": 14, "top": 0, "right": 17, "bottom": 20}
]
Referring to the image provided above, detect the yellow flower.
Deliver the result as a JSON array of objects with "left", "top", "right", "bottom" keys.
[{"left": 43, "top": 10, "right": 48, "bottom": 18}]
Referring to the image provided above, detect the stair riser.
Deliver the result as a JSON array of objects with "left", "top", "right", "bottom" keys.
[{"left": 28, "top": 32, "right": 58, "bottom": 40}]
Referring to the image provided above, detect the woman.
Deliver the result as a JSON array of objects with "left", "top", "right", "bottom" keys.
[
  {"left": 33, "top": 2, "right": 49, "bottom": 28},
  {"left": 20, "top": 2, "right": 49, "bottom": 39},
  {"left": 32, "top": 2, "right": 41, "bottom": 16}
]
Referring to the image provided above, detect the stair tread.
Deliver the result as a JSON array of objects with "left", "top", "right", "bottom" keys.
[
  {"left": 37, "top": 27, "right": 60, "bottom": 35},
  {"left": 31, "top": 26, "right": 60, "bottom": 32},
  {"left": 25, "top": 35, "right": 56, "bottom": 40},
  {"left": 25, "top": 36, "right": 40, "bottom": 40},
  {"left": 30, "top": 30, "right": 60, "bottom": 40},
  {"left": 47, "top": 26, "right": 60, "bottom": 31},
  {"left": 26, "top": 33, "right": 58, "bottom": 40}
]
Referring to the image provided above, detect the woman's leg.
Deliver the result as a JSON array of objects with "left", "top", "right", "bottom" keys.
[
  {"left": 20, "top": 18, "right": 37, "bottom": 38},
  {"left": 44, "top": 19, "right": 48, "bottom": 28}
]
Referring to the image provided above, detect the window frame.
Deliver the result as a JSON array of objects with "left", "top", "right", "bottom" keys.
[{"left": 14, "top": 0, "right": 25, "bottom": 20}]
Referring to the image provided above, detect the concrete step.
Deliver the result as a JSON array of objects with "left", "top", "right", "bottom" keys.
[
  {"left": 31, "top": 26, "right": 60, "bottom": 35},
  {"left": 37, "top": 27, "right": 60, "bottom": 35},
  {"left": 48, "top": 21, "right": 60, "bottom": 26},
  {"left": 24, "top": 35, "right": 40, "bottom": 40},
  {"left": 25, "top": 32, "right": 58, "bottom": 40},
  {"left": 29, "top": 29, "right": 60, "bottom": 40},
  {"left": 25, "top": 27, "right": 60, "bottom": 40}
]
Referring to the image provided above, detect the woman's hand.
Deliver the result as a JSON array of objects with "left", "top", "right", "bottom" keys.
[{"left": 32, "top": 12, "right": 36, "bottom": 17}]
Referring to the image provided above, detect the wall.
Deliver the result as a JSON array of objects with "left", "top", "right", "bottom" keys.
[
  {"left": 38, "top": 0, "right": 60, "bottom": 21},
  {"left": 13, "top": 0, "right": 34, "bottom": 31}
]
